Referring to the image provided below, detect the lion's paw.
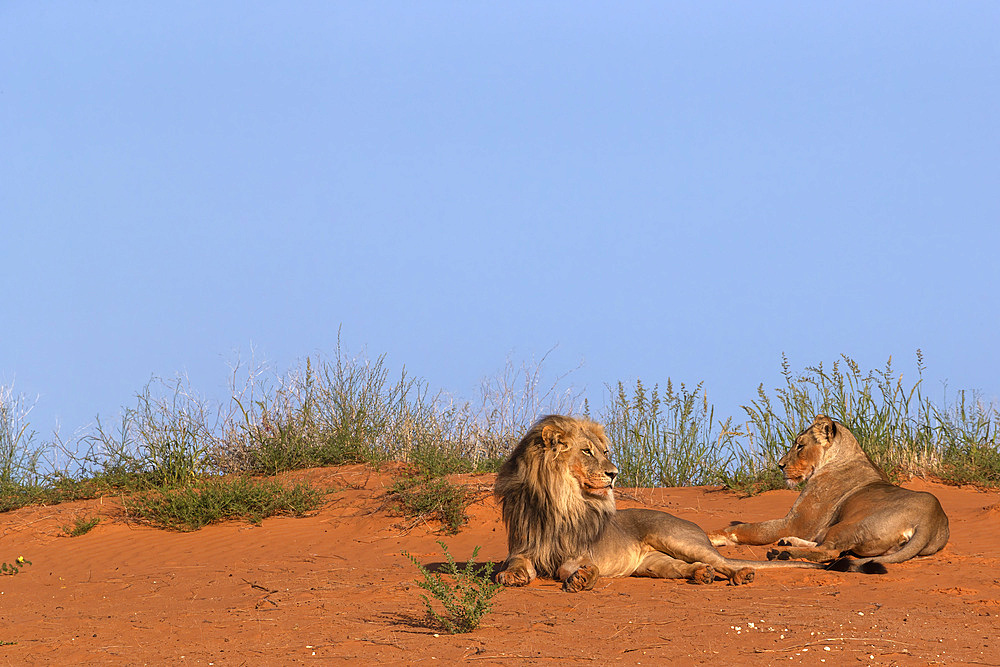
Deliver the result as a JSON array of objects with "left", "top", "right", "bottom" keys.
[
  {"left": 690, "top": 564, "right": 716, "bottom": 585},
  {"left": 730, "top": 567, "right": 755, "bottom": 586},
  {"left": 767, "top": 548, "right": 791, "bottom": 561},
  {"left": 562, "top": 565, "right": 597, "bottom": 593},
  {"left": 496, "top": 569, "right": 531, "bottom": 587}
]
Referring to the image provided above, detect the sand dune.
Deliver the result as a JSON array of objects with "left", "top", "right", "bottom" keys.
[{"left": 1, "top": 466, "right": 997, "bottom": 665}]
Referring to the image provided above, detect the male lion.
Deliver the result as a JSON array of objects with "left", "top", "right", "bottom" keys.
[
  {"left": 494, "top": 415, "right": 820, "bottom": 592},
  {"left": 708, "top": 415, "right": 949, "bottom": 574}
]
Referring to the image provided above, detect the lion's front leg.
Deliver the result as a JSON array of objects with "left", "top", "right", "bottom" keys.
[
  {"left": 556, "top": 558, "right": 599, "bottom": 593},
  {"left": 496, "top": 554, "right": 536, "bottom": 587}
]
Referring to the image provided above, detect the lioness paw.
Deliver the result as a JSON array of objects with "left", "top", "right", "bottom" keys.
[
  {"left": 708, "top": 531, "right": 732, "bottom": 547},
  {"left": 767, "top": 548, "right": 791, "bottom": 561}
]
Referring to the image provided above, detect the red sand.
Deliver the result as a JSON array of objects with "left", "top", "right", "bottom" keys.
[{"left": 1, "top": 466, "right": 998, "bottom": 665}]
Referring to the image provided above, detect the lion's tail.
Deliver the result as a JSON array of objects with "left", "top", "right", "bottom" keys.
[{"left": 826, "top": 523, "right": 941, "bottom": 575}]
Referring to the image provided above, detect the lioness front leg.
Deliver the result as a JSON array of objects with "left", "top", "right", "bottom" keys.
[
  {"left": 709, "top": 518, "right": 796, "bottom": 547},
  {"left": 777, "top": 537, "right": 818, "bottom": 547},
  {"left": 496, "top": 554, "right": 536, "bottom": 587},
  {"left": 767, "top": 545, "right": 841, "bottom": 562}
]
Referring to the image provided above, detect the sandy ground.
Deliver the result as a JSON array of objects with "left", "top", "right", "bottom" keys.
[{"left": 1, "top": 465, "right": 998, "bottom": 666}]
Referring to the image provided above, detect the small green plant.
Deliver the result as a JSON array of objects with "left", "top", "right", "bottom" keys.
[
  {"left": 126, "top": 477, "right": 323, "bottom": 531},
  {"left": 62, "top": 515, "right": 100, "bottom": 537},
  {"left": 404, "top": 541, "right": 502, "bottom": 634},
  {"left": 1, "top": 556, "right": 31, "bottom": 575}
]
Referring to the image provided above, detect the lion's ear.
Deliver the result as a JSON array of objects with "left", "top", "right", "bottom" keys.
[
  {"left": 540, "top": 423, "right": 570, "bottom": 452},
  {"left": 813, "top": 415, "right": 837, "bottom": 445}
]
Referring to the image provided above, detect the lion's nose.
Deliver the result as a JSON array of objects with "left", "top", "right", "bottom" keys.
[{"left": 607, "top": 471, "right": 618, "bottom": 485}]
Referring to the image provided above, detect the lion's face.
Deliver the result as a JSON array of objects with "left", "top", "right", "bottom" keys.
[
  {"left": 495, "top": 415, "right": 619, "bottom": 513},
  {"left": 779, "top": 415, "right": 836, "bottom": 487},
  {"left": 565, "top": 428, "right": 618, "bottom": 501}
]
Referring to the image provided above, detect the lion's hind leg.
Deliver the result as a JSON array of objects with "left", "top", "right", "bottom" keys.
[{"left": 633, "top": 552, "right": 716, "bottom": 585}]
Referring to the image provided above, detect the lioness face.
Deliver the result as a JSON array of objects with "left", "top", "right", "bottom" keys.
[
  {"left": 778, "top": 426, "right": 826, "bottom": 487},
  {"left": 568, "top": 425, "right": 618, "bottom": 500}
]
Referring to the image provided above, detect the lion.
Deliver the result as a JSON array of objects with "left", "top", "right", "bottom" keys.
[
  {"left": 493, "top": 415, "right": 821, "bottom": 592},
  {"left": 708, "top": 415, "right": 949, "bottom": 573}
]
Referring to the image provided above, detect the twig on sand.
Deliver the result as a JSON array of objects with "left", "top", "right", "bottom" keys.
[
  {"left": 754, "top": 637, "right": 917, "bottom": 654},
  {"left": 242, "top": 578, "right": 277, "bottom": 593},
  {"left": 465, "top": 655, "right": 596, "bottom": 661}
]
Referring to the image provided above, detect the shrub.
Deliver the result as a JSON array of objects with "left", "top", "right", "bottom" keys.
[
  {"left": 62, "top": 515, "right": 100, "bottom": 537},
  {"left": 389, "top": 471, "right": 470, "bottom": 534},
  {"left": 404, "top": 541, "right": 502, "bottom": 634},
  {"left": 126, "top": 477, "right": 323, "bottom": 531}
]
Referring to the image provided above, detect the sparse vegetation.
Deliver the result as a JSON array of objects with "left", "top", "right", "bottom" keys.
[
  {"left": 62, "top": 515, "right": 100, "bottom": 537},
  {"left": 0, "top": 345, "right": 997, "bottom": 531},
  {"left": 125, "top": 477, "right": 323, "bottom": 532},
  {"left": 404, "top": 541, "right": 502, "bottom": 634},
  {"left": 727, "top": 353, "right": 1000, "bottom": 492},
  {"left": 389, "top": 469, "right": 471, "bottom": 534},
  {"left": 604, "top": 379, "right": 738, "bottom": 487},
  {"left": 1, "top": 556, "right": 31, "bottom": 576}
]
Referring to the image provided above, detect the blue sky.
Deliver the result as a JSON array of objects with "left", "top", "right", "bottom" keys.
[{"left": 3, "top": 2, "right": 998, "bottom": 440}]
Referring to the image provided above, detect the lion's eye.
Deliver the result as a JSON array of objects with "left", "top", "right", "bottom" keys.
[{"left": 583, "top": 449, "right": 594, "bottom": 457}]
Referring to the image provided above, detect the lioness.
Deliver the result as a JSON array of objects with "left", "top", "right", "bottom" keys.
[
  {"left": 494, "top": 415, "right": 820, "bottom": 592},
  {"left": 708, "top": 415, "right": 949, "bottom": 573}
]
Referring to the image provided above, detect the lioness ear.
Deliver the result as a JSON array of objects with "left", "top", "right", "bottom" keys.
[{"left": 813, "top": 415, "right": 837, "bottom": 445}]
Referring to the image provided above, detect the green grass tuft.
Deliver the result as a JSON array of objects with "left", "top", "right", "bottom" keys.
[
  {"left": 62, "top": 515, "right": 101, "bottom": 537},
  {"left": 126, "top": 477, "right": 323, "bottom": 532},
  {"left": 389, "top": 470, "right": 470, "bottom": 535}
]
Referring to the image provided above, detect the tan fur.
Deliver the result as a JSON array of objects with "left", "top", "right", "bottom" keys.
[
  {"left": 494, "top": 415, "right": 821, "bottom": 592},
  {"left": 708, "top": 415, "right": 950, "bottom": 573}
]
